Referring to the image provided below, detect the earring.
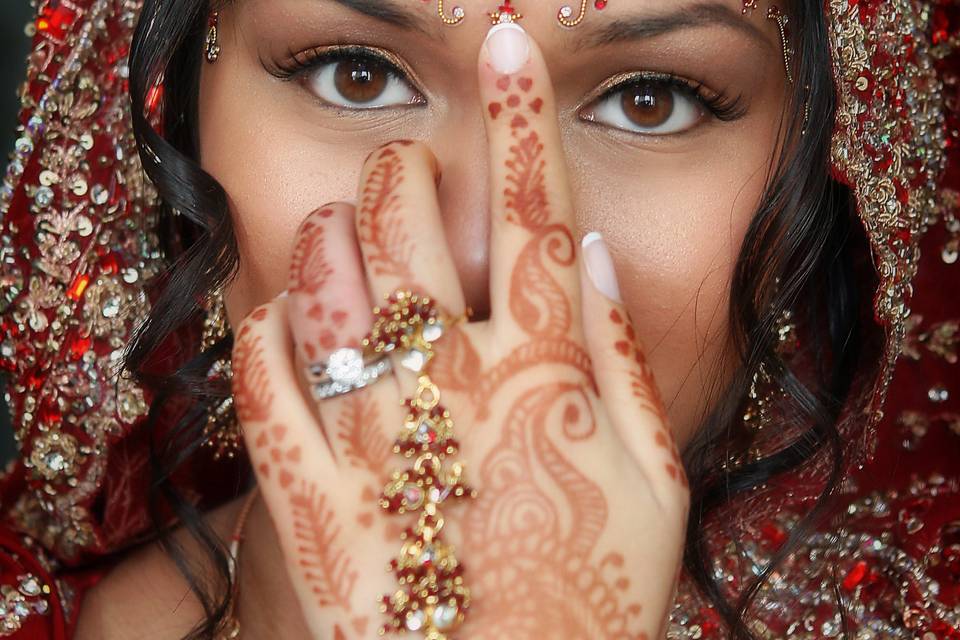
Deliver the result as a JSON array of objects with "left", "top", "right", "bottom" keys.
[
  {"left": 742, "top": 309, "right": 798, "bottom": 433},
  {"left": 205, "top": 12, "right": 221, "bottom": 63},
  {"left": 201, "top": 292, "right": 242, "bottom": 460},
  {"left": 557, "top": 0, "right": 608, "bottom": 28}
]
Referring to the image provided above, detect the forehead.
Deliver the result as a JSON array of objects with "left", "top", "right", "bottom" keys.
[{"left": 262, "top": 0, "right": 780, "bottom": 53}]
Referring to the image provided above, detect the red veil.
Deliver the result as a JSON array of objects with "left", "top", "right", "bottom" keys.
[{"left": 0, "top": 0, "right": 958, "bottom": 637}]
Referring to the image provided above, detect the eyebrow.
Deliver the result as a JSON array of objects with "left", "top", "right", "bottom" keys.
[
  {"left": 326, "top": 0, "right": 429, "bottom": 31},
  {"left": 579, "top": 2, "right": 773, "bottom": 51}
]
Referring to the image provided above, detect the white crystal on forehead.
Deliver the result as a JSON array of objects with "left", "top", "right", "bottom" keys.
[
  {"left": 452, "top": 6, "right": 464, "bottom": 18},
  {"left": 325, "top": 348, "right": 364, "bottom": 384},
  {"left": 559, "top": 5, "right": 574, "bottom": 18}
]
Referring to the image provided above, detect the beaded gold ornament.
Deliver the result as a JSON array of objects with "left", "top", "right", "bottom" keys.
[
  {"left": 365, "top": 291, "right": 476, "bottom": 639},
  {"left": 434, "top": 0, "right": 465, "bottom": 26},
  {"left": 489, "top": 0, "right": 522, "bottom": 24},
  {"left": 557, "top": 0, "right": 608, "bottom": 28}
]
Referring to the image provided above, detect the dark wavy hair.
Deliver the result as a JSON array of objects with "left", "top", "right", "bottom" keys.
[{"left": 125, "top": 1, "right": 866, "bottom": 638}]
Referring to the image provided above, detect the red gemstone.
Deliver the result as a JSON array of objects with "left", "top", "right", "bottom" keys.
[
  {"left": 101, "top": 252, "right": 120, "bottom": 275},
  {"left": 36, "top": 3, "right": 76, "bottom": 39},
  {"left": 38, "top": 403, "right": 62, "bottom": 427},
  {"left": 842, "top": 560, "right": 868, "bottom": 590},
  {"left": 67, "top": 274, "right": 90, "bottom": 300},
  {"left": 760, "top": 522, "right": 787, "bottom": 549},
  {"left": 69, "top": 335, "right": 91, "bottom": 360},
  {"left": 595, "top": 0, "right": 607, "bottom": 8}
]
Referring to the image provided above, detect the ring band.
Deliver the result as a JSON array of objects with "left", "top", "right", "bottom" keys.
[{"left": 308, "top": 347, "right": 392, "bottom": 400}]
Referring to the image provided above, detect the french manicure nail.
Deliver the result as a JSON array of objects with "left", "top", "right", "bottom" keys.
[
  {"left": 484, "top": 23, "right": 530, "bottom": 75},
  {"left": 582, "top": 232, "right": 622, "bottom": 303}
]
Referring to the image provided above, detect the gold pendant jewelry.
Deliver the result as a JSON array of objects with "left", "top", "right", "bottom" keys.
[
  {"left": 367, "top": 292, "right": 475, "bottom": 639},
  {"left": 205, "top": 12, "right": 221, "bottom": 63}
]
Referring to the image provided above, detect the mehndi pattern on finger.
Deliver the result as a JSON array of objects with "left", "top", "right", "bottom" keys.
[{"left": 367, "top": 291, "right": 476, "bottom": 639}]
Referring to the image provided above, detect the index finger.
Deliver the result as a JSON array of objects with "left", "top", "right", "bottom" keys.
[{"left": 479, "top": 21, "right": 582, "bottom": 345}]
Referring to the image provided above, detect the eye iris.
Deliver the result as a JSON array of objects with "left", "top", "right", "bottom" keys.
[
  {"left": 621, "top": 82, "right": 674, "bottom": 128},
  {"left": 334, "top": 58, "right": 389, "bottom": 103}
]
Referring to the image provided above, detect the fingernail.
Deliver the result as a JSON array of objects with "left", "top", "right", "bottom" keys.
[
  {"left": 484, "top": 23, "right": 530, "bottom": 75},
  {"left": 276, "top": 289, "right": 289, "bottom": 299},
  {"left": 582, "top": 232, "right": 622, "bottom": 303}
]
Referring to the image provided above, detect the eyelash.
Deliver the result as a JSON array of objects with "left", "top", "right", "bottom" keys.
[
  {"left": 265, "top": 45, "right": 747, "bottom": 124},
  {"left": 265, "top": 45, "right": 410, "bottom": 85},
  {"left": 594, "top": 73, "right": 747, "bottom": 123}
]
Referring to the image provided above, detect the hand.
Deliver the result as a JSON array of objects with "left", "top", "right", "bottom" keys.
[{"left": 231, "top": 24, "right": 688, "bottom": 640}]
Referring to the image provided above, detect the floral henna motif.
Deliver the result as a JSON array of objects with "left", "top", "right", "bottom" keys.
[
  {"left": 290, "top": 481, "right": 370, "bottom": 635},
  {"left": 504, "top": 131, "right": 549, "bottom": 230},
  {"left": 336, "top": 395, "right": 392, "bottom": 476},
  {"left": 289, "top": 209, "right": 334, "bottom": 295},
  {"left": 252, "top": 423, "right": 300, "bottom": 489},
  {"left": 496, "top": 79, "right": 579, "bottom": 339},
  {"left": 510, "top": 224, "right": 576, "bottom": 337},
  {"left": 469, "top": 339, "right": 594, "bottom": 420},
  {"left": 231, "top": 325, "right": 273, "bottom": 422},
  {"left": 609, "top": 309, "right": 687, "bottom": 487},
  {"left": 461, "top": 383, "right": 644, "bottom": 638},
  {"left": 358, "top": 147, "right": 414, "bottom": 283}
]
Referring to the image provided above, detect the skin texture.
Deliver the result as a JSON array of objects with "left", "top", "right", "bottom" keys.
[{"left": 75, "top": 1, "right": 790, "bottom": 638}]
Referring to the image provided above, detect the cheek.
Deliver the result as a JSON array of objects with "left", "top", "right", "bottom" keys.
[
  {"left": 198, "top": 64, "right": 365, "bottom": 322},
  {"left": 575, "top": 154, "right": 766, "bottom": 440}
]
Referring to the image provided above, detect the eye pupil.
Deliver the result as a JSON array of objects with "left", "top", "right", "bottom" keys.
[
  {"left": 334, "top": 58, "right": 389, "bottom": 103},
  {"left": 621, "top": 82, "right": 674, "bottom": 128}
]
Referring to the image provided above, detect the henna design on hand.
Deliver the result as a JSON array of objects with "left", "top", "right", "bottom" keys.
[
  {"left": 336, "top": 395, "right": 392, "bottom": 476},
  {"left": 358, "top": 147, "right": 414, "bottom": 283},
  {"left": 426, "top": 325, "right": 483, "bottom": 392},
  {"left": 493, "top": 77, "right": 579, "bottom": 339},
  {"left": 253, "top": 423, "right": 301, "bottom": 489},
  {"left": 290, "top": 209, "right": 335, "bottom": 296},
  {"left": 462, "top": 383, "right": 645, "bottom": 638},
  {"left": 232, "top": 324, "right": 274, "bottom": 422},
  {"left": 469, "top": 339, "right": 594, "bottom": 420},
  {"left": 609, "top": 308, "right": 687, "bottom": 487},
  {"left": 290, "top": 480, "right": 369, "bottom": 635}
]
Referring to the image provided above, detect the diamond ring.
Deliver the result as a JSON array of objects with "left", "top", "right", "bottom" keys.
[{"left": 307, "top": 347, "right": 392, "bottom": 400}]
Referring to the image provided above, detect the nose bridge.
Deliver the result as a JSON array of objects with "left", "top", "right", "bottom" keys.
[{"left": 432, "top": 106, "right": 492, "bottom": 319}]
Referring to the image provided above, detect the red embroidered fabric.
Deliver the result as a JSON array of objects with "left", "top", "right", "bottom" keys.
[{"left": 0, "top": 0, "right": 956, "bottom": 637}]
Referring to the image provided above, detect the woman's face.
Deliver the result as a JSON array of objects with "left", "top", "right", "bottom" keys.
[{"left": 200, "top": 0, "right": 789, "bottom": 445}]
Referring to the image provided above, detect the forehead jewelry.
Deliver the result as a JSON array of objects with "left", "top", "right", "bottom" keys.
[
  {"left": 767, "top": 5, "right": 794, "bottom": 84},
  {"left": 489, "top": 0, "right": 522, "bottom": 24},
  {"left": 434, "top": 0, "right": 466, "bottom": 25},
  {"left": 557, "top": 0, "right": 608, "bottom": 28}
]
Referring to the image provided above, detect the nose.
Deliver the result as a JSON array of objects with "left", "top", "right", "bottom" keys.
[{"left": 432, "top": 110, "right": 492, "bottom": 320}]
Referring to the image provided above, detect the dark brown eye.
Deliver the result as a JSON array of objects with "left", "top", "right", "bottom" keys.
[
  {"left": 580, "top": 77, "right": 706, "bottom": 136},
  {"left": 304, "top": 52, "right": 421, "bottom": 109},
  {"left": 621, "top": 81, "right": 675, "bottom": 128},
  {"left": 333, "top": 58, "right": 390, "bottom": 104}
]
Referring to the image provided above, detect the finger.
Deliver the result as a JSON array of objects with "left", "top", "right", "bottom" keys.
[
  {"left": 232, "top": 297, "right": 390, "bottom": 636},
  {"left": 233, "top": 294, "right": 338, "bottom": 509},
  {"left": 287, "top": 204, "right": 404, "bottom": 471},
  {"left": 479, "top": 23, "right": 581, "bottom": 344},
  {"left": 579, "top": 232, "right": 690, "bottom": 502},
  {"left": 356, "top": 140, "right": 466, "bottom": 318},
  {"left": 289, "top": 203, "right": 371, "bottom": 364}
]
